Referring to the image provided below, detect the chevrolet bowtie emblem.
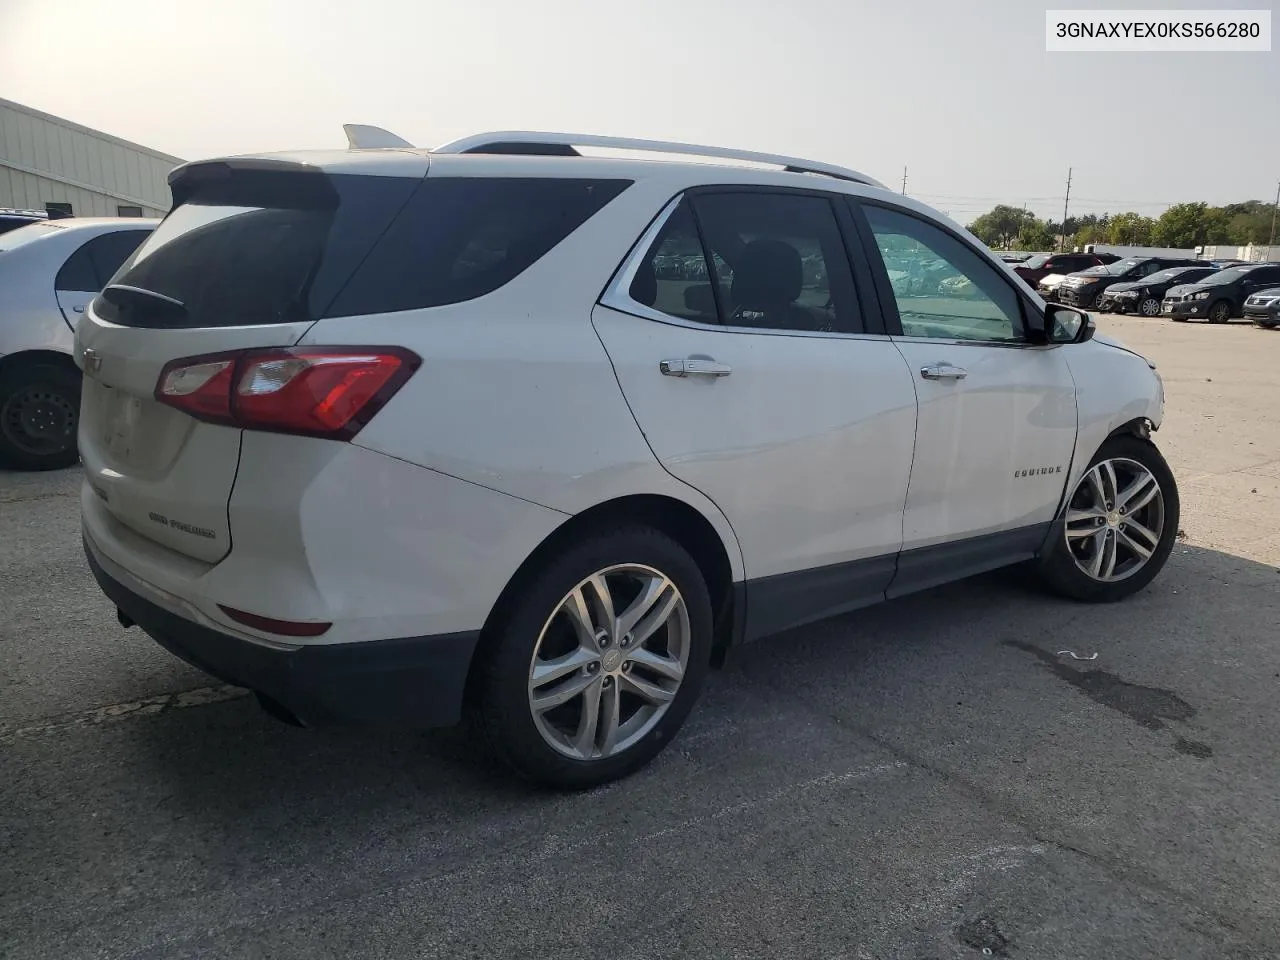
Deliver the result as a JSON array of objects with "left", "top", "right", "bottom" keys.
[{"left": 83, "top": 348, "right": 102, "bottom": 373}]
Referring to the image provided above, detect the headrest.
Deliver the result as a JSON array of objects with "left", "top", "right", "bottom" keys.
[{"left": 731, "top": 239, "right": 803, "bottom": 308}]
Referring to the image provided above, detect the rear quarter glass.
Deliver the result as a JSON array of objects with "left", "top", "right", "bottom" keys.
[{"left": 323, "top": 178, "right": 631, "bottom": 317}]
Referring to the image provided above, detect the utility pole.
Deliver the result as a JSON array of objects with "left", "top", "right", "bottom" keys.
[
  {"left": 901, "top": 166, "right": 907, "bottom": 195},
  {"left": 1269, "top": 179, "right": 1279, "bottom": 257},
  {"left": 1059, "top": 167, "right": 1072, "bottom": 252}
]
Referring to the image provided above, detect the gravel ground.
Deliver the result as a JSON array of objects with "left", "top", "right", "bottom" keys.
[{"left": 2, "top": 315, "right": 1278, "bottom": 960}]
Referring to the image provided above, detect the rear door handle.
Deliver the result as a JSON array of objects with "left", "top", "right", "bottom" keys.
[
  {"left": 920, "top": 363, "right": 968, "bottom": 381},
  {"left": 660, "top": 359, "right": 732, "bottom": 378}
]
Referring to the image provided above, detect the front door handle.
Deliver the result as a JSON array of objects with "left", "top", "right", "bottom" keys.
[
  {"left": 660, "top": 359, "right": 732, "bottom": 378},
  {"left": 920, "top": 363, "right": 968, "bottom": 381}
]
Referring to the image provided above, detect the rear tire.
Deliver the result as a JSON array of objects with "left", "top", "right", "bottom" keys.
[
  {"left": 475, "top": 526, "right": 713, "bottom": 789},
  {"left": 0, "top": 363, "right": 81, "bottom": 470},
  {"left": 1207, "top": 300, "right": 1231, "bottom": 324},
  {"left": 1036, "top": 435, "right": 1179, "bottom": 603}
]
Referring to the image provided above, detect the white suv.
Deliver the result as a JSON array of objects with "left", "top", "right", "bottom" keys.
[{"left": 78, "top": 129, "right": 1177, "bottom": 787}]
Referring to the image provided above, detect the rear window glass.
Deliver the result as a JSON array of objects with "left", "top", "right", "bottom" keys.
[
  {"left": 93, "top": 171, "right": 420, "bottom": 329},
  {"left": 325, "top": 177, "right": 631, "bottom": 317}
]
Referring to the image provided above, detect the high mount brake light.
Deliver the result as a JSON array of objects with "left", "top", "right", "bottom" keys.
[{"left": 155, "top": 347, "right": 421, "bottom": 439}]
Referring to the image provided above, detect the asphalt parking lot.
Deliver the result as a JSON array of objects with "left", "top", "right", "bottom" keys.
[{"left": 2, "top": 315, "right": 1278, "bottom": 960}]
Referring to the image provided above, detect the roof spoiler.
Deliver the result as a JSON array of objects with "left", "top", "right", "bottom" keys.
[{"left": 343, "top": 124, "right": 414, "bottom": 149}]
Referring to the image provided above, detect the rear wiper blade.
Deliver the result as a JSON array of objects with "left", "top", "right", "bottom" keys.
[{"left": 102, "top": 284, "right": 186, "bottom": 309}]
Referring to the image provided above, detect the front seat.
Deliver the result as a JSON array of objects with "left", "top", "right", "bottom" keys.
[{"left": 728, "top": 239, "right": 815, "bottom": 330}]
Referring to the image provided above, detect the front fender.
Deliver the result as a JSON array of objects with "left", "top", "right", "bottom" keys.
[{"left": 1061, "top": 339, "right": 1164, "bottom": 497}]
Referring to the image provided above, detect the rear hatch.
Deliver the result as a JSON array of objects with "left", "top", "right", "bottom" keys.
[{"left": 77, "top": 158, "right": 426, "bottom": 563}]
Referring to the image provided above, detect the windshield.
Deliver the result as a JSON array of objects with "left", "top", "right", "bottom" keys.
[
  {"left": 1078, "top": 264, "right": 1114, "bottom": 276},
  {"left": 1022, "top": 254, "right": 1050, "bottom": 269},
  {"left": 1143, "top": 267, "right": 1198, "bottom": 284},
  {"left": 1103, "top": 258, "right": 1144, "bottom": 275},
  {"left": 1198, "top": 265, "right": 1255, "bottom": 286},
  {"left": 0, "top": 220, "right": 61, "bottom": 253}
]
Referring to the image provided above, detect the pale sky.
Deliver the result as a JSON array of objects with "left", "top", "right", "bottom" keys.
[{"left": 1, "top": 0, "right": 1275, "bottom": 222}]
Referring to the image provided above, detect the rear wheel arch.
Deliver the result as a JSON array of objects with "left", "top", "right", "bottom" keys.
[
  {"left": 0, "top": 348, "right": 80, "bottom": 380},
  {"left": 469, "top": 494, "right": 738, "bottom": 701}
]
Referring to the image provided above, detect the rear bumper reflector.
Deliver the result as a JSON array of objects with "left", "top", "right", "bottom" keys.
[{"left": 217, "top": 604, "right": 332, "bottom": 638}]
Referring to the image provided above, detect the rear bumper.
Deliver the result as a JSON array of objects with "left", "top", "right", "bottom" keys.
[{"left": 85, "top": 538, "right": 479, "bottom": 728}]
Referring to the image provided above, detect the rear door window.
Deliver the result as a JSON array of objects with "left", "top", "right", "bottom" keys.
[
  {"left": 59, "top": 232, "right": 149, "bottom": 291},
  {"left": 85, "top": 231, "right": 149, "bottom": 287},
  {"left": 628, "top": 200, "right": 720, "bottom": 324},
  {"left": 691, "top": 192, "right": 863, "bottom": 334},
  {"left": 55, "top": 241, "right": 99, "bottom": 292}
]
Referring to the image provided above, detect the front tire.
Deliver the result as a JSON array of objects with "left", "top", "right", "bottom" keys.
[
  {"left": 475, "top": 526, "right": 713, "bottom": 789},
  {"left": 1139, "top": 297, "right": 1161, "bottom": 317},
  {"left": 1037, "top": 435, "right": 1179, "bottom": 603},
  {"left": 0, "top": 364, "right": 81, "bottom": 470},
  {"left": 1207, "top": 300, "right": 1231, "bottom": 324}
]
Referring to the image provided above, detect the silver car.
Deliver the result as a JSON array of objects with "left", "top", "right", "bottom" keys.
[{"left": 0, "top": 217, "right": 157, "bottom": 469}]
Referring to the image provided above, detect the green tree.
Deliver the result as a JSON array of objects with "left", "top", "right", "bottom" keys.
[
  {"left": 1073, "top": 222, "right": 1107, "bottom": 248},
  {"left": 968, "top": 205, "right": 1033, "bottom": 249},
  {"left": 1106, "top": 212, "right": 1155, "bottom": 245},
  {"left": 1152, "top": 202, "right": 1208, "bottom": 247},
  {"left": 1015, "top": 219, "right": 1056, "bottom": 252}
]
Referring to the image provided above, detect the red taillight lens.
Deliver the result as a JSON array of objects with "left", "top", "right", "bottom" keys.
[{"left": 156, "top": 346, "right": 420, "bottom": 439}]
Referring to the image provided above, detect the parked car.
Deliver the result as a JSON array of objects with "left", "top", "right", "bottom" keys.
[
  {"left": 0, "top": 207, "right": 50, "bottom": 237},
  {"left": 79, "top": 129, "right": 1178, "bottom": 788},
  {"left": 1058, "top": 256, "right": 1200, "bottom": 310},
  {"left": 1243, "top": 287, "right": 1280, "bottom": 328},
  {"left": 1095, "top": 265, "right": 1218, "bottom": 316},
  {"left": 1015, "top": 252, "right": 1109, "bottom": 288},
  {"left": 999, "top": 252, "right": 1033, "bottom": 264},
  {"left": 1036, "top": 272, "right": 1072, "bottom": 302},
  {"left": 0, "top": 217, "right": 157, "bottom": 468},
  {"left": 1162, "top": 263, "right": 1280, "bottom": 323}
]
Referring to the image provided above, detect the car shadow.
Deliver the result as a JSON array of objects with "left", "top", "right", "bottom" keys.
[{"left": 119, "top": 540, "right": 1277, "bottom": 813}]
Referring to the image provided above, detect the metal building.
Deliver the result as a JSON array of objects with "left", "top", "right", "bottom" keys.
[{"left": 0, "top": 97, "right": 182, "bottom": 219}]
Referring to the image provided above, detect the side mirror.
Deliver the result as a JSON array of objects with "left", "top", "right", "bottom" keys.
[{"left": 1046, "top": 305, "right": 1095, "bottom": 344}]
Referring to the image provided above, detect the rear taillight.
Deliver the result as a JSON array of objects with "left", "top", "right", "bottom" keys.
[{"left": 156, "top": 346, "right": 420, "bottom": 439}]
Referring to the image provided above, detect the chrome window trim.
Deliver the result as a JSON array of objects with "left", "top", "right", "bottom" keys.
[{"left": 598, "top": 193, "right": 892, "bottom": 342}]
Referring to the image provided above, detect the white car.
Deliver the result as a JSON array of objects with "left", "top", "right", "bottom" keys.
[
  {"left": 78, "top": 129, "right": 1177, "bottom": 787},
  {"left": 0, "top": 217, "right": 157, "bottom": 468}
]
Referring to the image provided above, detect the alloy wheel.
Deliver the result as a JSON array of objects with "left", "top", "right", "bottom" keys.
[
  {"left": 1208, "top": 301, "right": 1230, "bottom": 323},
  {"left": 1140, "top": 297, "right": 1161, "bottom": 316},
  {"left": 1064, "top": 458, "right": 1166, "bottom": 582},
  {"left": 0, "top": 385, "right": 77, "bottom": 457},
  {"left": 528, "top": 564, "right": 690, "bottom": 761}
]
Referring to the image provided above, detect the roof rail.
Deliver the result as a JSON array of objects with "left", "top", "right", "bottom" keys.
[{"left": 431, "top": 131, "right": 887, "bottom": 189}]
